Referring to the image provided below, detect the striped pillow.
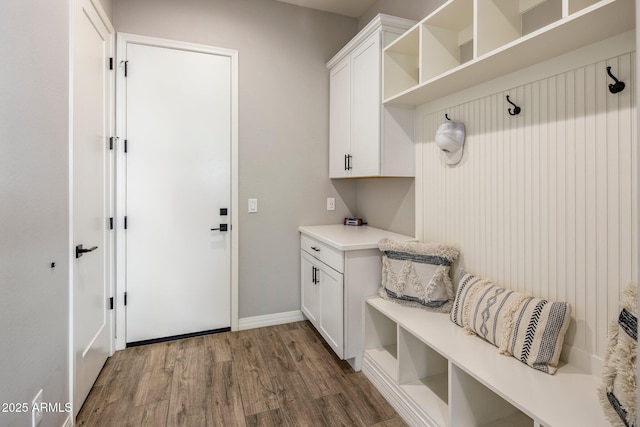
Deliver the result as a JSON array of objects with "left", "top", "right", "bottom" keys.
[
  {"left": 451, "top": 273, "right": 571, "bottom": 375},
  {"left": 378, "top": 238, "right": 459, "bottom": 313}
]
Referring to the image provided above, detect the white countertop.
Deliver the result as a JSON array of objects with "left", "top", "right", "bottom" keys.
[{"left": 298, "top": 224, "right": 416, "bottom": 251}]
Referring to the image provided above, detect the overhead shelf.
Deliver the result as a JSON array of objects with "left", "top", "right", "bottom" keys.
[{"left": 383, "top": 0, "right": 635, "bottom": 106}]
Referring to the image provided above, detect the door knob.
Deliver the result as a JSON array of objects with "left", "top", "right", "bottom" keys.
[
  {"left": 210, "top": 224, "right": 228, "bottom": 232},
  {"left": 76, "top": 244, "right": 98, "bottom": 258}
]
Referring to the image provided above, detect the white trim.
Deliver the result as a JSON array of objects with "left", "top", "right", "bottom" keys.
[
  {"left": 362, "top": 355, "right": 435, "bottom": 427},
  {"left": 61, "top": 414, "right": 73, "bottom": 427},
  {"left": 68, "top": 0, "right": 75, "bottom": 419},
  {"left": 239, "top": 310, "right": 306, "bottom": 331},
  {"left": 326, "top": 14, "right": 415, "bottom": 68},
  {"left": 230, "top": 47, "right": 239, "bottom": 332},
  {"left": 114, "top": 33, "right": 240, "bottom": 349}
]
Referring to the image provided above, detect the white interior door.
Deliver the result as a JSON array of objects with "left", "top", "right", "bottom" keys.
[
  {"left": 72, "top": 0, "right": 113, "bottom": 415},
  {"left": 122, "top": 38, "right": 232, "bottom": 344}
]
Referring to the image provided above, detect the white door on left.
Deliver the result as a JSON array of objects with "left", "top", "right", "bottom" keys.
[{"left": 72, "top": 0, "right": 113, "bottom": 415}]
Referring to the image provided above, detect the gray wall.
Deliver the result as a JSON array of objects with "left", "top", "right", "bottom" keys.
[
  {"left": 0, "top": 1, "right": 70, "bottom": 426},
  {"left": 355, "top": 178, "right": 415, "bottom": 237},
  {"left": 97, "top": 0, "right": 113, "bottom": 21},
  {"left": 113, "top": 0, "right": 359, "bottom": 319}
]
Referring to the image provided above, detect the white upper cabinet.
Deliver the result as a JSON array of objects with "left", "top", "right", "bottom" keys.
[
  {"left": 327, "top": 14, "right": 416, "bottom": 178},
  {"left": 383, "top": 0, "right": 635, "bottom": 106}
]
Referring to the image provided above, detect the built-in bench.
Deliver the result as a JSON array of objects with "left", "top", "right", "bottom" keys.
[{"left": 362, "top": 296, "right": 609, "bottom": 427}]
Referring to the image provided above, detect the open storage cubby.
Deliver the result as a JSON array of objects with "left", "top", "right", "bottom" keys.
[
  {"left": 364, "top": 300, "right": 399, "bottom": 381},
  {"left": 362, "top": 297, "right": 608, "bottom": 427},
  {"left": 398, "top": 327, "right": 449, "bottom": 427},
  {"left": 450, "top": 365, "right": 533, "bottom": 427},
  {"left": 383, "top": 27, "right": 420, "bottom": 100},
  {"left": 476, "top": 0, "right": 563, "bottom": 56},
  {"left": 382, "top": 0, "right": 634, "bottom": 105},
  {"left": 568, "top": 0, "right": 602, "bottom": 13},
  {"left": 420, "top": 0, "right": 474, "bottom": 81}
]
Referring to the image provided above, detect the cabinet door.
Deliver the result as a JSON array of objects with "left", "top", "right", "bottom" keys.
[
  {"left": 351, "top": 33, "right": 381, "bottom": 177},
  {"left": 318, "top": 263, "right": 344, "bottom": 358},
  {"left": 301, "top": 252, "right": 319, "bottom": 326},
  {"left": 329, "top": 56, "right": 351, "bottom": 178}
]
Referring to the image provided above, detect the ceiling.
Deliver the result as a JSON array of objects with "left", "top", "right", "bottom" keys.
[{"left": 273, "top": 0, "right": 377, "bottom": 18}]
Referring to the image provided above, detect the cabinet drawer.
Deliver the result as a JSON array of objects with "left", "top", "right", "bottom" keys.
[{"left": 300, "top": 235, "right": 344, "bottom": 273}]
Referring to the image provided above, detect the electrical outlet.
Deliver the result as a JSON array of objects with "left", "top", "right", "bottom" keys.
[
  {"left": 327, "top": 197, "right": 335, "bottom": 211},
  {"left": 31, "top": 389, "right": 43, "bottom": 427}
]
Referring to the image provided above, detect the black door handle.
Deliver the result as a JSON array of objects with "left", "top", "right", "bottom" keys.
[
  {"left": 211, "top": 224, "right": 228, "bottom": 232},
  {"left": 76, "top": 244, "right": 98, "bottom": 258}
]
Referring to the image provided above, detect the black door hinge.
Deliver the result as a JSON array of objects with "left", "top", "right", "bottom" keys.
[
  {"left": 109, "top": 57, "right": 113, "bottom": 70},
  {"left": 109, "top": 137, "right": 114, "bottom": 150},
  {"left": 109, "top": 217, "right": 114, "bottom": 230},
  {"left": 109, "top": 297, "right": 114, "bottom": 310},
  {"left": 123, "top": 60, "right": 128, "bottom": 77},
  {"left": 124, "top": 216, "right": 128, "bottom": 230},
  {"left": 124, "top": 292, "right": 128, "bottom": 306},
  {"left": 124, "top": 139, "right": 128, "bottom": 153}
]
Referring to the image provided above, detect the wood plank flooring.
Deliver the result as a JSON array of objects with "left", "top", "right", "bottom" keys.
[{"left": 77, "top": 321, "right": 406, "bottom": 427}]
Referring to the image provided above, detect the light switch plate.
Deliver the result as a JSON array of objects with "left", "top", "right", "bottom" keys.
[{"left": 248, "top": 198, "right": 258, "bottom": 213}]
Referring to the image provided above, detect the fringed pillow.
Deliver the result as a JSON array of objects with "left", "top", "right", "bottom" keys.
[
  {"left": 599, "top": 282, "right": 637, "bottom": 427},
  {"left": 450, "top": 273, "right": 571, "bottom": 375},
  {"left": 378, "top": 238, "right": 459, "bottom": 313}
]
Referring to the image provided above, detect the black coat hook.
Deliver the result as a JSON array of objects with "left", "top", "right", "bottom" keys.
[
  {"left": 506, "top": 95, "right": 521, "bottom": 116},
  {"left": 445, "top": 114, "right": 451, "bottom": 120},
  {"left": 606, "top": 66, "right": 625, "bottom": 94}
]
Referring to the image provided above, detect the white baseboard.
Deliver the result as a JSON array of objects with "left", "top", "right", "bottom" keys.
[{"left": 238, "top": 310, "right": 305, "bottom": 331}]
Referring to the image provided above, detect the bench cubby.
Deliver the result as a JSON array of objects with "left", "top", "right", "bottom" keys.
[{"left": 362, "top": 296, "right": 607, "bottom": 427}]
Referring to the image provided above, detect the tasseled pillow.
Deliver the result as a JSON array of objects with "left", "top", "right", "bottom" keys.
[
  {"left": 378, "top": 238, "right": 459, "bottom": 313},
  {"left": 599, "top": 282, "right": 637, "bottom": 427}
]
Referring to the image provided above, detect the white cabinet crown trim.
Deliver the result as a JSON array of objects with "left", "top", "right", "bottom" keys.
[{"left": 327, "top": 14, "right": 417, "bottom": 69}]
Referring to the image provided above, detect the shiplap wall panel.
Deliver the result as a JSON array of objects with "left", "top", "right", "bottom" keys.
[{"left": 417, "top": 52, "right": 636, "bottom": 363}]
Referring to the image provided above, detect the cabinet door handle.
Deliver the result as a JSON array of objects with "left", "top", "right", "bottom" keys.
[
  {"left": 347, "top": 154, "right": 352, "bottom": 171},
  {"left": 344, "top": 154, "right": 348, "bottom": 171},
  {"left": 310, "top": 246, "right": 320, "bottom": 252},
  {"left": 311, "top": 266, "right": 316, "bottom": 284}
]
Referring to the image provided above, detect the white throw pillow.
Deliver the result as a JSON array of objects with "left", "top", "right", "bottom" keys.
[{"left": 378, "top": 238, "right": 459, "bottom": 313}]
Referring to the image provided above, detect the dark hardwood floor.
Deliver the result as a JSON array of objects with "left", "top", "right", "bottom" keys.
[{"left": 77, "top": 321, "right": 406, "bottom": 427}]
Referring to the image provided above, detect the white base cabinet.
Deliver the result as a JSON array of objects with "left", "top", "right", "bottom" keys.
[
  {"left": 301, "top": 250, "right": 344, "bottom": 357},
  {"left": 299, "top": 225, "right": 416, "bottom": 370}
]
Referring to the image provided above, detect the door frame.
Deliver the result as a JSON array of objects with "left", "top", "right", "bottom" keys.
[
  {"left": 69, "top": 0, "right": 115, "bottom": 415},
  {"left": 114, "top": 33, "right": 239, "bottom": 350}
]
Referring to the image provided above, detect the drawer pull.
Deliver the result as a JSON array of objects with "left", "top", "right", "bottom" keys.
[{"left": 310, "top": 246, "right": 321, "bottom": 252}]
